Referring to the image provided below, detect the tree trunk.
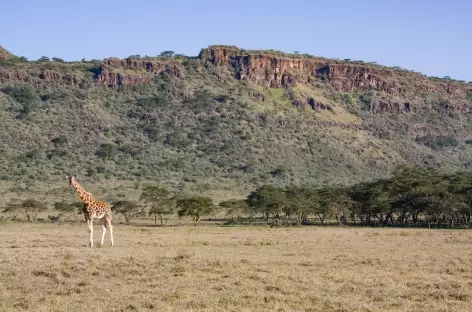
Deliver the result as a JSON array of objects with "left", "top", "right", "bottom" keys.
[
  {"left": 301, "top": 213, "right": 308, "bottom": 225},
  {"left": 154, "top": 214, "right": 157, "bottom": 225},
  {"left": 336, "top": 214, "right": 344, "bottom": 226}
]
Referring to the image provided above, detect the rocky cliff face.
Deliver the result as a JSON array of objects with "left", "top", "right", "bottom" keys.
[
  {"left": 97, "top": 58, "right": 184, "bottom": 86},
  {"left": 1, "top": 44, "right": 471, "bottom": 113},
  {"left": 0, "top": 53, "right": 184, "bottom": 88},
  {"left": 199, "top": 46, "right": 324, "bottom": 88},
  {"left": 0, "top": 66, "right": 89, "bottom": 87},
  {"left": 199, "top": 46, "right": 471, "bottom": 99}
]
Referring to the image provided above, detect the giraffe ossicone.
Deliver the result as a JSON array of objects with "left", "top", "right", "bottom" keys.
[{"left": 67, "top": 175, "right": 114, "bottom": 247}]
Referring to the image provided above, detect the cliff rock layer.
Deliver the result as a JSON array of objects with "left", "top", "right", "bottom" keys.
[
  {"left": 98, "top": 58, "right": 183, "bottom": 86},
  {"left": 199, "top": 46, "right": 471, "bottom": 98},
  {"left": 1, "top": 44, "right": 470, "bottom": 103}
]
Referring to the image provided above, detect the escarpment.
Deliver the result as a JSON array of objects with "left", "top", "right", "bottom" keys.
[
  {"left": 200, "top": 46, "right": 471, "bottom": 98},
  {"left": 0, "top": 44, "right": 471, "bottom": 119},
  {"left": 1, "top": 44, "right": 472, "bottom": 186},
  {"left": 97, "top": 58, "right": 184, "bottom": 86},
  {"left": 1, "top": 44, "right": 470, "bottom": 102}
]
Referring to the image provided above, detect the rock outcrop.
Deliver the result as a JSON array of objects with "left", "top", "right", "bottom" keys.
[
  {"left": 0, "top": 44, "right": 471, "bottom": 112},
  {"left": 0, "top": 66, "right": 88, "bottom": 87},
  {"left": 200, "top": 46, "right": 471, "bottom": 98},
  {"left": 97, "top": 58, "right": 183, "bottom": 87},
  {"left": 366, "top": 98, "right": 416, "bottom": 114}
]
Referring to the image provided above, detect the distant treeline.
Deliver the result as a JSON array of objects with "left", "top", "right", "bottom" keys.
[
  {"left": 3, "top": 165, "right": 472, "bottom": 229},
  {"left": 230, "top": 165, "right": 472, "bottom": 228}
]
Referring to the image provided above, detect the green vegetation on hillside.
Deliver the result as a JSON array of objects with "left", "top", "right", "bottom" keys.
[{"left": 1, "top": 46, "right": 472, "bottom": 204}]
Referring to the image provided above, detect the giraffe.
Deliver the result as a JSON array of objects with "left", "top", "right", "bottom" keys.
[{"left": 67, "top": 175, "right": 114, "bottom": 247}]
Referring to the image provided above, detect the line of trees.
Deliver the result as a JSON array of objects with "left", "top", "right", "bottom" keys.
[
  {"left": 234, "top": 165, "right": 472, "bottom": 228},
  {"left": 1, "top": 186, "right": 218, "bottom": 226},
  {"left": 3, "top": 165, "right": 472, "bottom": 228},
  {"left": 106, "top": 164, "right": 472, "bottom": 229},
  {"left": 110, "top": 186, "right": 218, "bottom": 226},
  {"left": 2, "top": 199, "right": 48, "bottom": 222}
]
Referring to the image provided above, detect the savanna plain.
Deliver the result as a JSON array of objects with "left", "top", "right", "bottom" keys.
[{"left": 1, "top": 223, "right": 472, "bottom": 312}]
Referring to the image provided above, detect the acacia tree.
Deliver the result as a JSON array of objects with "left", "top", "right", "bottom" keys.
[
  {"left": 21, "top": 199, "right": 47, "bottom": 221},
  {"left": 1, "top": 199, "right": 22, "bottom": 220},
  {"left": 140, "top": 186, "right": 176, "bottom": 226},
  {"left": 447, "top": 171, "right": 472, "bottom": 225},
  {"left": 389, "top": 165, "right": 441, "bottom": 225},
  {"left": 219, "top": 199, "right": 248, "bottom": 221},
  {"left": 349, "top": 179, "right": 394, "bottom": 224},
  {"left": 316, "top": 187, "right": 352, "bottom": 225},
  {"left": 54, "top": 201, "right": 82, "bottom": 221},
  {"left": 246, "top": 186, "right": 286, "bottom": 220},
  {"left": 112, "top": 200, "right": 141, "bottom": 224},
  {"left": 284, "top": 187, "right": 314, "bottom": 225},
  {"left": 176, "top": 196, "right": 216, "bottom": 226},
  {"left": 159, "top": 51, "right": 175, "bottom": 58}
]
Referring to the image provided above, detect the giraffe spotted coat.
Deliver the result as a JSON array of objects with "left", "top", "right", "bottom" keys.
[{"left": 67, "top": 175, "right": 114, "bottom": 247}]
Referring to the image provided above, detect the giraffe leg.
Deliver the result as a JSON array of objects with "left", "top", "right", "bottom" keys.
[
  {"left": 87, "top": 218, "right": 94, "bottom": 247},
  {"left": 107, "top": 218, "right": 114, "bottom": 247},
  {"left": 100, "top": 218, "right": 107, "bottom": 247}
]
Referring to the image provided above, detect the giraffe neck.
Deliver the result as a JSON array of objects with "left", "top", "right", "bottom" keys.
[{"left": 72, "top": 181, "right": 96, "bottom": 206}]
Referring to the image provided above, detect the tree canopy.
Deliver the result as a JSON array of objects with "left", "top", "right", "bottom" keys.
[{"left": 177, "top": 196, "right": 216, "bottom": 226}]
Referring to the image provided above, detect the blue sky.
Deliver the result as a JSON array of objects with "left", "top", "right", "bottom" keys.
[{"left": 2, "top": 0, "right": 471, "bottom": 81}]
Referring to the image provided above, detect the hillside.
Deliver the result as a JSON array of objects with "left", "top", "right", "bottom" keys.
[{"left": 1, "top": 45, "right": 472, "bottom": 201}]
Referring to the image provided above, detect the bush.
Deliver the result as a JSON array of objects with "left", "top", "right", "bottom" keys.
[
  {"left": 4, "top": 84, "right": 37, "bottom": 104},
  {"left": 95, "top": 143, "right": 118, "bottom": 159},
  {"left": 416, "top": 135, "right": 458, "bottom": 150},
  {"left": 467, "top": 91, "right": 472, "bottom": 103},
  {"left": 3, "top": 84, "right": 39, "bottom": 117},
  {"left": 51, "top": 135, "right": 68, "bottom": 146}
]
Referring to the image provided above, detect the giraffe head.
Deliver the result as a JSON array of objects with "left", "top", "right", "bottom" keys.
[
  {"left": 67, "top": 175, "right": 95, "bottom": 206},
  {"left": 66, "top": 175, "right": 78, "bottom": 187}
]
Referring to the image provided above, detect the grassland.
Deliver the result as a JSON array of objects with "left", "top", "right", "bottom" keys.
[{"left": 1, "top": 223, "right": 472, "bottom": 312}]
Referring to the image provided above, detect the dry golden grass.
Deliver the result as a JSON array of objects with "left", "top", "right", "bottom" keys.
[{"left": 1, "top": 223, "right": 472, "bottom": 312}]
